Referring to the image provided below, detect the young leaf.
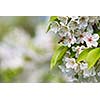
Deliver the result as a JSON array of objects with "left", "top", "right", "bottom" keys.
[
  {"left": 49, "top": 16, "right": 58, "bottom": 22},
  {"left": 85, "top": 48, "right": 100, "bottom": 69},
  {"left": 46, "top": 16, "right": 58, "bottom": 33},
  {"left": 50, "top": 45, "right": 68, "bottom": 70},
  {"left": 46, "top": 23, "right": 51, "bottom": 33},
  {"left": 77, "top": 48, "right": 93, "bottom": 63}
]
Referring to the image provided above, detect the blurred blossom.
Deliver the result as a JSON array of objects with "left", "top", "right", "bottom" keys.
[
  {"left": 0, "top": 16, "right": 66, "bottom": 83},
  {"left": 0, "top": 28, "right": 30, "bottom": 69},
  {"left": 33, "top": 24, "right": 53, "bottom": 51},
  {"left": 0, "top": 44, "right": 24, "bottom": 69},
  {"left": 3, "top": 28, "right": 31, "bottom": 47}
]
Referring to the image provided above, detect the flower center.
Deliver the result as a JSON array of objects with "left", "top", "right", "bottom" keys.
[
  {"left": 80, "top": 34, "right": 84, "bottom": 38},
  {"left": 68, "top": 38, "right": 72, "bottom": 42},
  {"left": 77, "top": 48, "right": 80, "bottom": 52},
  {"left": 70, "top": 60, "right": 75, "bottom": 65},
  {"left": 88, "top": 37, "right": 92, "bottom": 42}
]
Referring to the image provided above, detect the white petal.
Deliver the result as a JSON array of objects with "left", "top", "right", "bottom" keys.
[
  {"left": 65, "top": 58, "right": 70, "bottom": 62},
  {"left": 66, "top": 63, "right": 72, "bottom": 69},
  {"left": 67, "top": 43, "right": 71, "bottom": 47},
  {"left": 83, "top": 69, "right": 90, "bottom": 78},
  {"left": 98, "top": 72, "right": 100, "bottom": 76},
  {"left": 71, "top": 58, "right": 76, "bottom": 62},
  {"left": 85, "top": 32, "right": 92, "bottom": 37},
  {"left": 72, "top": 46, "right": 76, "bottom": 52},
  {"left": 93, "top": 34, "right": 99, "bottom": 41},
  {"left": 92, "top": 41, "right": 98, "bottom": 47},
  {"left": 71, "top": 37, "right": 76, "bottom": 44},
  {"left": 87, "top": 25, "right": 93, "bottom": 33},
  {"left": 86, "top": 42, "right": 92, "bottom": 47}
]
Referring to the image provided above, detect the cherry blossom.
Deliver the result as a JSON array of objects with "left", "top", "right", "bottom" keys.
[
  {"left": 65, "top": 58, "right": 78, "bottom": 70},
  {"left": 83, "top": 32, "right": 99, "bottom": 47},
  {"left": 63, "top": 32, "right": 76, "bottom": 47},
  {"left": 48, "top": 16, "right": 100, "bottom": 82}
]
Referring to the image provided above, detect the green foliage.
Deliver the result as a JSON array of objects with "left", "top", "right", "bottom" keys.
[
  {"left": 77, "top": 48, "right": 100, "bottom": 69},
  {"left": 49, "top": 16, "right": 58, "bottom": 22},
  {"left": 23, "top": 56, "right": 33, "bottom": 62},
  {"left": 86, "top": 48, "right": 100, "bottom": 69},
  {"left": 0, "top": 68, "right": 23, "bottom": 83},
  {"left": 0, "top": 16, "right": 42, "bottom": 40},
  {"left": 0, "top": 23, "right": 11, "bottom": 40},
  {"left": 28, "top": 41, "right": 46, "bottom": 55},
  {"left": 46, "top": 23, "right": 52, "bottom": 33},
  {"left": 77, "top": 48, "right": 93, "bottom": 63},
  {"left": 46, "top": 16, "right": 58, "bottom": 33},
  {"left": 40, "top": 68, "right": 66, "bottom": 83},
  {"left": 12, "top": 16, "right": 36, "bottom": 37},
  {"left": 41, "top": 72, "right": 66, "bottom": 83},
  {"left": 97, "top": 31, "right": 100, "bottom": 36},
  {"left": 50, "top": 44, "right": 68, "bottom": 69}
]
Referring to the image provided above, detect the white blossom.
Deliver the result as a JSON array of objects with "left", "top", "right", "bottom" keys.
[
  {"left": 64, "top": 32, "right": 76, "bottom": 47},
  {"left": 83, "top": 33, "right": 99, "bottom": 47},
  {"left": 65, "top": 58, "right": 78, "bottom": 70},
  {"left": 76, "top": 45, "right": 86, "bottom": 54},
  {"left": 76, "top": 32, "right": 86, "bottom": 44},
  {"left": 49, "top": 16, "right": 100, "bottom": 82},
  {"left": 80, "top": 62, "right": 88, "bottom": 70}
]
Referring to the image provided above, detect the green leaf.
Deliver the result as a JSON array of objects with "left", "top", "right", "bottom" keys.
[
  {"left": 97, "top": 31, "right": 100, "bottom": 36},
  {"left": 46, "top": 23, "right": 52, "bottom": 33},
  {"left": 49, "top": 16, "right": 58, "bottom": 22},
  {"left": 85, "top": 48, "right": 100, "bottom": 69},
  {"left": 77, "top": 48, "right": 93, "bottom": 63},
  {"left": 46, "top": 16, "right": 58, "bottom": 33},
  {"left": 50, "top": 45, "right": 68, "bottom": 70}
]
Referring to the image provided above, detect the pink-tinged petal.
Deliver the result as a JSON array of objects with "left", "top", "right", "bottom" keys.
[{"left": 93, "top": 34, "right": 99, "bottom": 41}]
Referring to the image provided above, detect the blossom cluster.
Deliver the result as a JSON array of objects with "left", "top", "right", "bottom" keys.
[{"left": 48, "top": 16, "right": 100, "bottom": 82}]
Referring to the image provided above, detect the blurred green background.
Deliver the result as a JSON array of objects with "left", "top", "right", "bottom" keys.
[{"left": 0, "top": 16, "right": 66, "bottom": 83}]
